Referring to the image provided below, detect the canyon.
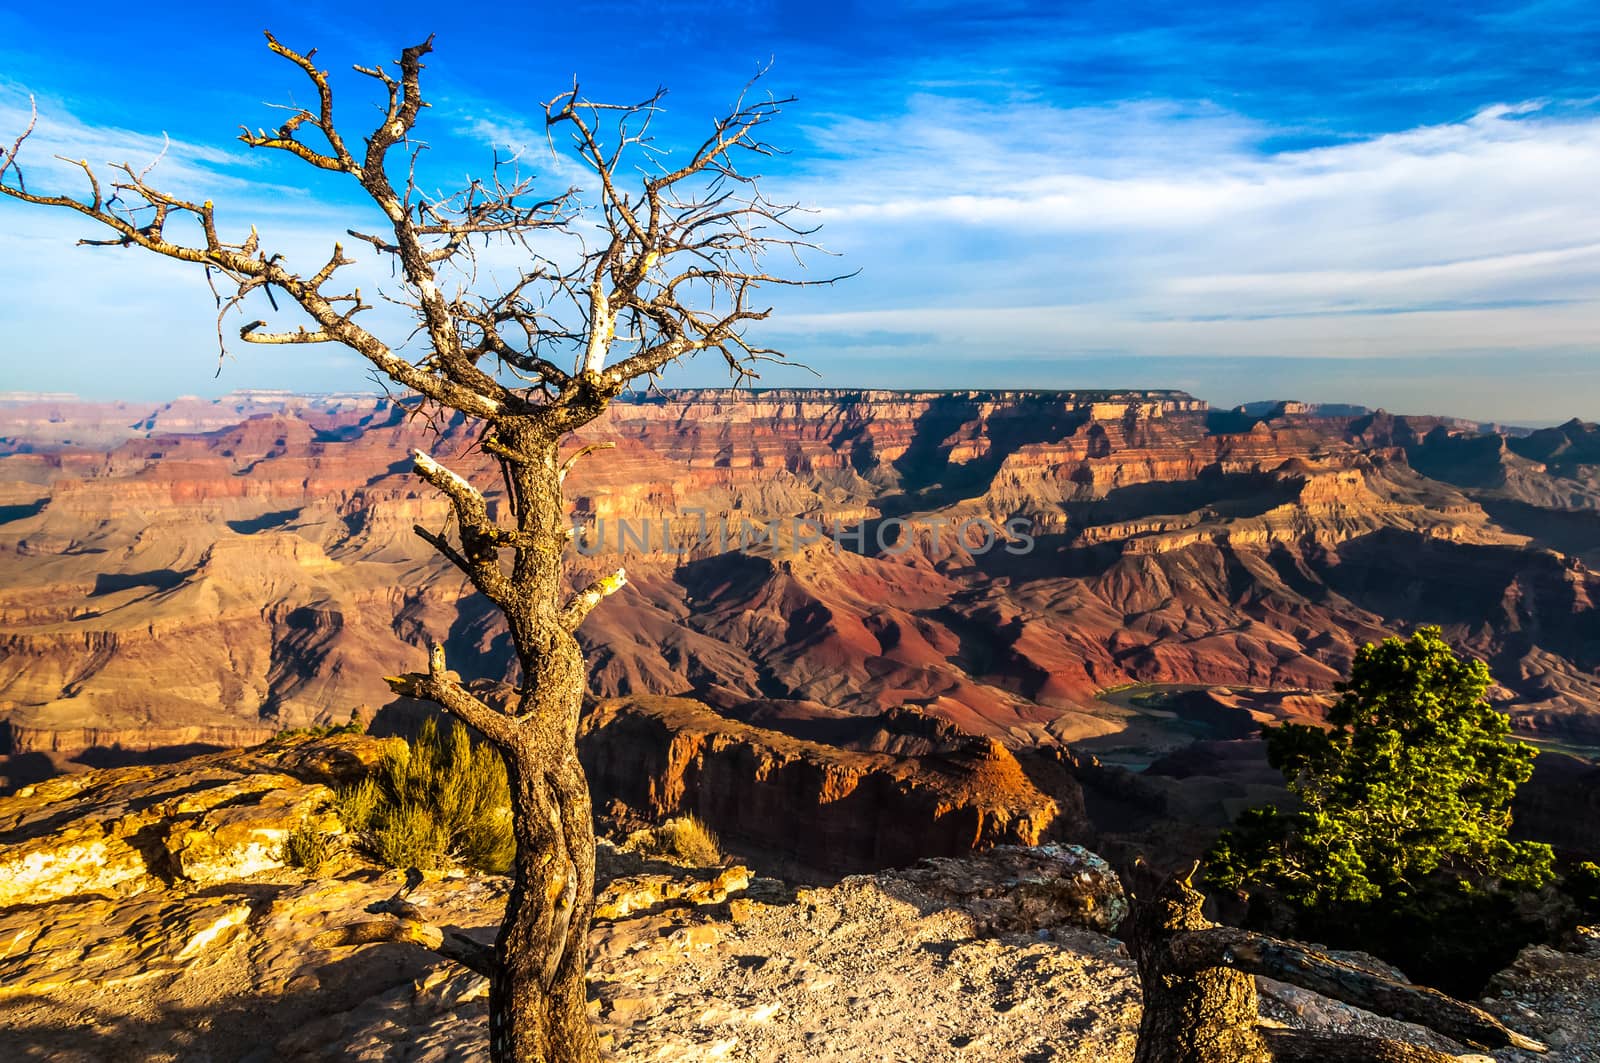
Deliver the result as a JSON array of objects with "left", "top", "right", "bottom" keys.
[
  {"left": 2, "top": 387, "right": 1597, "bottom": 774},
  {"left": 2, "top": 387, "right": 1598, "bottom": 1060}
]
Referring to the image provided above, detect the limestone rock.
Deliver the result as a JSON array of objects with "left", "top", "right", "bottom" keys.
[
  {"left": 595, "top": 864, "right": 752, "bottom": 920},
  {"left": 164, "top": 781, "right": 340, "bottom": 884},
  {"left": 0, "top": 818, "right": 152, "bottom": 906},
  {"left": 873, "top": 842, "right": 1129, "bottom": 935},
  {"left": 3, "top": 787, "right": 1597, "bottom": 1063},
  {"left": 0, "top": 733, "right": 390, "bottom": 905},
  {"left": 1480, "top": 925, "right": 1600, "bottom": 1061}
]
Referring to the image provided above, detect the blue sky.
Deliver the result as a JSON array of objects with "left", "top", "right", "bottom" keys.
[{"left": 2, "top": 0, "right": 1599, "bottom": 422}]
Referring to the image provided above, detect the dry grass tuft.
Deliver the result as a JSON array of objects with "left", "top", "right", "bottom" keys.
[
  {"left": 335, "top": 716, "right": 514, "bottom": 873},
  {"left": 632, "top": 814, "right": 723, "bottom": 866}
]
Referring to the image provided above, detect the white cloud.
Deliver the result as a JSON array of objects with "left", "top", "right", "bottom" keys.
[
  {"left": 7, "top": 73, "right": 1600, "bottom": 416},
  {"left": 766, "top": 96, "right": 1600, "bottom": 367},
  {"left": 0, "top": 79, "right": 319, "bottom": 211}
]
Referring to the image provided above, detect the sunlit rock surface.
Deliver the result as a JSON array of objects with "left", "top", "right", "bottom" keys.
[
  {"left": 4, "top": 390, "right": 1600, "bottom": 772},
  {"left": 1, "top": 736, "right": 1595, "bottom": 1062}
]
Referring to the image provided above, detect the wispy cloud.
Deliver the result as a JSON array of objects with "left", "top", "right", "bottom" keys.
[
  {"left": 763, "top": 95, "right": 1600, "bottom": 375},
  {"left": 6, "top": 0, "right": 1600, "bottom": 420},
  {"left": 0, "top": 79, "right": 315, "bottom": 210}
]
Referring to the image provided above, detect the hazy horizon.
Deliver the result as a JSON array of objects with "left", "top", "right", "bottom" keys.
[{"left": 0, "top": 379, "right": 1585, "bottom": 430}]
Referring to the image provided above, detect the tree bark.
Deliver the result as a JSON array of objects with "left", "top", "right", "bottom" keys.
[
  {"left": 1128, "top": 870, "right": 1545, "bottom": 1062},
  {"left": 491, "top": 738, "right": 601, "bottom": 1063},
  {"left": 1131, "top": 873, "right": 1271, "bottom": 1063},
  {"left": 392, "top": 426, "right": 608, "bottom": 1063},
  {"left": 485, "top": 432, "right": 606, "bottom": 1063}
]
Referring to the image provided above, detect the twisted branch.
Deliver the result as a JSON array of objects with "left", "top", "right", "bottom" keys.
[
  {"left": 0, "top": 31, "right": 840, "bottom": 740},
  {"left": 384, "top": 643, "right": 515, "bottom": 746}
]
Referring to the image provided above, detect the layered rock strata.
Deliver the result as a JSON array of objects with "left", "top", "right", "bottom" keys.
[
  {"left": 2, "top": 389, "right": 1599, "bottom": 760},
  {"left": 578, "top": 695, "right": 1088, "bottom": 872}
]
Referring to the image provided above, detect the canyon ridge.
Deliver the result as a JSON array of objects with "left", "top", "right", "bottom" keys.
[
  {"left": 2, "top": 387, "right": 1596, "bottom": 774},
  {"left": 2, "top": 386, "right": 1598, "bottom": 1059}
]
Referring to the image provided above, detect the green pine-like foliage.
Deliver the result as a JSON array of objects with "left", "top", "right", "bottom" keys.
[
  {"left": 336, "top": 716, "right": 515, "bottom": 874},
  {"left": 1208, "top": 627, "right": 1553, "bottom": 905},
  {"left": 1206, "top": 627, "right": 1556, "bottom": 991}
]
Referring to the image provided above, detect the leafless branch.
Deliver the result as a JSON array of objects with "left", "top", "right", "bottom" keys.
[
  {"left": 560, "top": 568, "right": 628, "bottom": 632},
  {"left": 559, "top": 441, "right": 615, "bottom": 483},
  {"left": 384, "top": 643, "right": 517, "bottom": 746},
  {"left": 542, "top": 76, "right": 850, "bottom": 401},
  {"left": 0, "top": 31, "right": 843, "bottom": 735}
]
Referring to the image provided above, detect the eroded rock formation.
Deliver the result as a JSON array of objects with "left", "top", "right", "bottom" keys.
[
  {"left": 0, "top": 736, "right": 1594, "bottom": 1062},
  {"left": 578, "top": 695, "right": 1088, "bottom": 872},
  {"left": 2, "top": 389, "right": 1599, "bottom": 770}
]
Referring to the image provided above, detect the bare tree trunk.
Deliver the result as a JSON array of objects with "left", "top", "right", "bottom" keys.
[
  {"left": 1162, "top": 926, "right": 1545, "bottom": 1051},
  {"left": 492, "top": 739, "right": 601, "bottom": 1063},
  {"left": 1131, "top": 872, "right": 1270, "bottom": 1063},
  {"left": 1128, "top": 869, "right": 1547, "bottom": 1062},
  {"left": 485, "top": 438, "right": 606, "bottom": 1063}
]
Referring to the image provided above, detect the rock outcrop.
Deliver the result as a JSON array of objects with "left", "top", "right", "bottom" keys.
[
  {"left": 1480, "top": 927, "right": 1600, "bottom": 1057},
  {"left": 578, "top": 695, "right": 1088, "bottom": 872},
  {"left": 0, "top": 732, "right": 389, "bottom": 905},
  {"left": 1, "top": 736, "right": 1596, "bottom": 1062},
  {"left": 0, "top": 734, "right": 1129, "bottom": 1062},
  {"left": 876, "top": 842, "right": 1126, "bottom": 934}
]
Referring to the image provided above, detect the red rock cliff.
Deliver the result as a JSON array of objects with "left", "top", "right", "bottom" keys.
[{"left": 577, "top": 695, "right": 1088, "bottom": 873}]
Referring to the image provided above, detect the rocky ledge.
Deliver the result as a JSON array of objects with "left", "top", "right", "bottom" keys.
[
  {"left": 0, "top": 735, "right": 1595, "bottom": 1062},
  {"left": 0, "top": 732, "right": 387, "bottom": 905},
  {"left": 579, "top": 695, "right": 1088, "bottom": 873}
]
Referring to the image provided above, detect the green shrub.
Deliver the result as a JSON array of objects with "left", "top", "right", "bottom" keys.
[
  {"left": 336, "top": 716, "right": 514, "bottom": 873},
  {"left": 370, "top": 800, "right": 450, "bottom": 870},
  {"left": 1568, "top": 861, "right": 1600, "bottom": 914},
  {"left": 633, "top": 814, "right": 722, "bottom": 866},
  {"left": 273, "top": 708, "right": 367, "bottom": 743},
  {"left": 281, "top": 819, "right": 334, "bottom": 871},
  {"left": 335, "top": 776, "right": 381, "bottom": 832},
  {"left": 1207, "top": 627, "right": 1556, "bottom": 994}
]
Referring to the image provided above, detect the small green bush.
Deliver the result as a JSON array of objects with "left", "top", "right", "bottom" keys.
[
  {"left": 633, "top": 814, "right": 722, "bottom": 866},
  {"left": 336, "top": 716, "right": 514, "bottom": 873},
  {"left": 281, "top": 820, "right": 334, "bottom": 871},
  {"left": 335, "top": 776, "right": 381, "bottom": 832},
  {"left": 371, "top": 800, "right": 450, "bottom": 870},
  {"left": 1568, "top": 861, "right": 1600, "bottom": 914},
  {"left": 274, "top": 709, "right": 367, "bottom": 743}
]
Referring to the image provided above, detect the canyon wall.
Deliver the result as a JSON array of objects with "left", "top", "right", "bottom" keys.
[
  {"left": 2, "top": 388, "right": 1598, "bottom": 764},
  {"left": 577, "top": 695, "right": 1087, "bottom": 873}
]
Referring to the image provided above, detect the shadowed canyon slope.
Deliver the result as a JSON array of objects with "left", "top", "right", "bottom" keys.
[{"left": 2, "top": 388, "right": 1599, "bottom": 771}]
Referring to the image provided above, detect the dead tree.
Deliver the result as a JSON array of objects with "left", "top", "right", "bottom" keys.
[
  {"left": 1129, "top": 869, "right": 1548, "bottom": 1063},
  {"left": 0, "top": 32, "right": 836, "bottom": 1063}
]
